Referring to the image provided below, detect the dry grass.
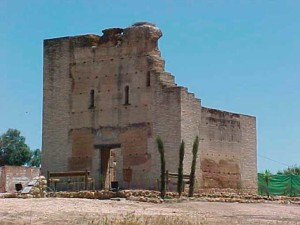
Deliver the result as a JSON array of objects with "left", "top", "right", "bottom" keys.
[
  {"left": 68, "top": 213, "right": 300, "bottom": 225},
  {"left": 69, "top": 213, "right": 207, "bottom": 225}
]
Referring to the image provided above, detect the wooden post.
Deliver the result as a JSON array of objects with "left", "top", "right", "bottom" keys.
[
  {"left": 166, "top": 170, "right": 169, "bottom": 191},
  {"left": 47, "top": 171, "right": 50, "bottom": 189},
  {"left": 54, "top": 181, "right": 57, "bottom": 192},
  {"left": 84, "top": 169, "right": 88, "bottom": 190}
]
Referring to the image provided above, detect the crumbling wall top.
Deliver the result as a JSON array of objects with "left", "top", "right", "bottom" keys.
[
  {"left": 44, "top": 22, "right": 162, "bottom": 52},
  {"left": 98, "top": 22, "right": 162, "bottom": 47},
  {"left": 89, "top": 23, "right": 161, "bottom": 48}
]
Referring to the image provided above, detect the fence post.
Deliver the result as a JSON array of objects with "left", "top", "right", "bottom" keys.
[
  {"left": 290, "top": 174, "right": 293, "bottom": 197},
  {"left": 166, "top": 170, "right": 169, "bottom": 191},
  {"left": 47, "top": 171, "right": 50, "bottom": 189},
  {"left": 84, "top": 169, "right": 88, "bottom": 190}
]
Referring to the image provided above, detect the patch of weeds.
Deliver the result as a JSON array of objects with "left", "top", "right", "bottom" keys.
[{"left": 69, "top": 213, "right": 208, "bottom": 225}]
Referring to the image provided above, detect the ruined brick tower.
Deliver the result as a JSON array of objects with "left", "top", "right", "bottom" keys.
[{"left": 42, "top": 22, "right": 257, "bottom": 192}]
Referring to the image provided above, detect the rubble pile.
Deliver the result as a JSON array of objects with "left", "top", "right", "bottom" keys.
[
  {"left": 48, "top": 189, "right": 300, "bottom": 204},
  {"left": 29, "top": 176, "right": 48, "bottom": 198},
  {"left": 192, "top": 189, "right": 300, "bottom": 204},
  {"left": 0, "top": 193, "right": 17, "bottom": 198},
  {"left": 1, "top": 186, "right": 299, "bottom": 205},
  {"left": 52, "top": 190, "right": 161, "bottom": 200},
  {"left": 52, "top": 190, "right": 117, "bottom": 199}
]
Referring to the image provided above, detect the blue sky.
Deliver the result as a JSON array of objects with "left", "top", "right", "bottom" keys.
[{"left": 1, "top": 0, "right": 299, "bottom": 173}]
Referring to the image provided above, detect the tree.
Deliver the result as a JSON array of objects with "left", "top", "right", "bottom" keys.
[
  {"left": 277, "top": 166, "right": 300, "bottom": 175},
  {"left": 156, "top": 136, "right": 166, "bottom": 199},
  {"left": 177, "top": 140, "right": 185, "bottom": 196},
  {"left": 30, "top": 149, "right": 41, "bottom": 167},
  {"left": 0, "top": 129, "right": 32, "bottom": 166},
  {"left": 189, "top": 136, "right": 199, "bottom": 197}
]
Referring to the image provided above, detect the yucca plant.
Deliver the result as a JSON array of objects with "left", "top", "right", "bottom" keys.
[
  {"left": 177, "top": 140, "right": 185, "bottom": 196},
  {"left": 156, "top": 136, "right": 166, "bottom": 199},
  {"left": 189, "top": 136, "right": 199, "bottom": 197}
]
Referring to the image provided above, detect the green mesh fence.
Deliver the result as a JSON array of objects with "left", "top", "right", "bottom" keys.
[{"left": 258, "top": 173, "right": 300, "bottom": 197}]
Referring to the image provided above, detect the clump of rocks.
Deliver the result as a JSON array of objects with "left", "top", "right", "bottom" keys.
[
  {"left": 46, "top": 189, "right": 300, "bottom": 205},
  {"left": 29, "top": 176, "right": 48, "bottom": 198},
  {"left": 52, "top": 190, "right": 161, "bottom": 200},
  {"left": 192, "top": 188, "right": 300, "bottom": 205},
  {"left": 2, "top": 186, "right": 300, "bottom": 205},
  {"left": 52, "top": 190, "right": 117, "bottom": 199},
  {"left": 0, "top": 193, "right": 17, "bottom": 198}
]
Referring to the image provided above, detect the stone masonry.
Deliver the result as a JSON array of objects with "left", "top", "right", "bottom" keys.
[{"left": 41, "top": 22, "right": 257, "bottom": 192}]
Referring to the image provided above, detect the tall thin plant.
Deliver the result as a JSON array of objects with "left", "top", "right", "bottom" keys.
[
  {"left": 189, "top": 136, "right": 199, "bottom": 197},
  {"left": 177, "top": 140, "right": 185, "bottom": 196},
  {"left": 264, "top": 170, "right": 271, "bottom": 198},
  {"left": 156, "top": 136, "right": 166, "bottom": 199}
]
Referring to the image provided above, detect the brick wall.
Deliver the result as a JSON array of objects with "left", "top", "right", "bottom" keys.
[
  {"left": 180, "top": 89, "right": 202, "bottom": 188},
  {"left": 199, "top": 107, "right": 257, "bottom": 192},
  {"left": 240, "top": 115, "right": 257, "bottom": 193},
  {"left": 0, "top": 166, "right": 40, "bottom": 193}
]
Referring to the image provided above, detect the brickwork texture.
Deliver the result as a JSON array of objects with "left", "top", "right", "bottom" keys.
[{"left": 0, "top": 166, "right": 40, "bottom": 193}]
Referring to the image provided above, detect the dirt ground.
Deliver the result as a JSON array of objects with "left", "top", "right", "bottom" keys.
[{"left": 0, "top": 198, "right": 300, "bottom": 225}]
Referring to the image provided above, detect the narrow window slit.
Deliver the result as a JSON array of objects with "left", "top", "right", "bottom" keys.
[
  {"left": 89, "top": 89, "right": 95, "bottom": 108},
  {"left": 124, "top": 86, "right": 130, "bottom": 105},
  {"left": 146, "top": 71, "right": 151, "bottom": 87}
]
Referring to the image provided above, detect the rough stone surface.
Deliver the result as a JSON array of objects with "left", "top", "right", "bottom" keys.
[{"left": 41, "top": 22, "right": 257, "bottom": 192}]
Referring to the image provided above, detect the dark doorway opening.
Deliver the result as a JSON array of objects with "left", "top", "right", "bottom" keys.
[{"left": 95, "top": 144, "right": 121, "bottom": 190}]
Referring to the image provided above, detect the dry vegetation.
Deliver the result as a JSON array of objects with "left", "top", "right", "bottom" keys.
[{"left": 69, "top": 214, "right": 207, "bottom": 225}]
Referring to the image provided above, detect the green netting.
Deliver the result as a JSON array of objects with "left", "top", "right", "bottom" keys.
[{"left": 258, "top": 173, "right": 300, "bottom": 196}]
